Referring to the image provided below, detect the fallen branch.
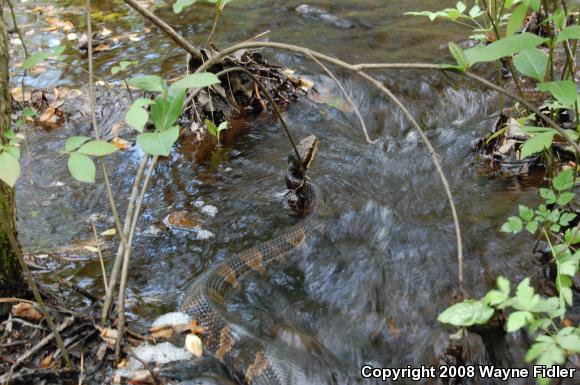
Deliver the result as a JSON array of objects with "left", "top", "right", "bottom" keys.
[
  {"left": 122, "top": 0, "right": 203, "bottom": 62},
  {"left": 9, "top": 316, "right": 75, "bottom": 371}
]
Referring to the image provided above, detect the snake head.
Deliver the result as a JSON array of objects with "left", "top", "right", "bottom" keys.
[{"left": 288, "top": 135, "right": 319, "bottom": 175}]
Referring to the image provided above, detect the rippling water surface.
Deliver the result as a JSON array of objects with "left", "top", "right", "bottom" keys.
[{"left": 11, "top": 0, "right": 550, "bottom": 383}]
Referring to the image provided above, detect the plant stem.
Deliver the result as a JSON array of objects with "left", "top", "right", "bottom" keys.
[
  {"left": 100, "top": 156, "right": 148, "bottom": 324},
  {"left": 207, "top": 7, "right": 221, "bottom": 47},
  {"left": 114, "top": 155, "right": 158, "bottom": 361},
  {"left": 85, "top": 0, "right": 129, "bottom": 251}
]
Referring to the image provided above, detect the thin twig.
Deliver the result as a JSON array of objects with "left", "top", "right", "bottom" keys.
[
  {"left": 85, "top": 1, "right": 128, "bottom": 252},
  {"left": 101, "top": 155, "right": 149, "bottom": 324},
  {"left": 0, "top": 216, "right": 72, "bottom": 367},
  {"left": 114, "top": 155, "right": 159, "bottom": 361},
  {"left": 346, "top": 62, "right": 580, "bottom": 154},
  {"left": 90, "top": 218, "right": 109, "bottom": 296},
  {"left": 309, "top": 53, "right": 376, "bottom": 144},
  {"left": 122, "top": 0, "right": 203, "bottom": 61},
  {"left": 9, "top": 316, "right": 75, "bottom": 371}
]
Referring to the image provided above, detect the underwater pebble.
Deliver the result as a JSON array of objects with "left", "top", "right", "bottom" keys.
[
  {"left": 201, "top": 205, "right": 218, "bottom": 217},
  {"left": 195, "top": 228, "right": 214, "bottom": 240},
  {"left": 192, "top": 200, "right": 204, "bottom": 208}
]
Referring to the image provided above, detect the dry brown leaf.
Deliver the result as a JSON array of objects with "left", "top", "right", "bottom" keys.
[
  {"left": 62, "top": 21, "right": 74, "bottom": 32},
  {"left": 12, "top": 302, "right": 43, "bottom": 321},
  {"left": 83, "top": 245, "right": 99, "bottom": 253},
  {"left": 298, "top": 77, "right": 314, "bottom": 91},
  {"left": 39, "top": 107, "right": 56, "bottom": 123},
  {"left": 29, "top": 65, "right": 48, "bottom": 75},
  {"left": 10, "top": 87, "right": 31, "bottom": 102},
  {"left": 100, "top": 228, "right": 117, "bottom": 236},
  {"left": 128, "top": 370, "right": 154, "bottom": 385},
  {"left": 94, "top": 44, "right": 111, "bottom": 52},
  {"left": 96, "top": 342, "right": 108, "bottom": 361},
  {"left": 101, "top": 27, "right": 112, "bottom": 37},
  {"left": 40, "top": 353, "right": 54, "bottom": 368},
  {"left": 185, "top": 333, "right": 203, "bottom": 357},
  {"left": 111, "top": 136, "right": 130, "bottom": 150}
]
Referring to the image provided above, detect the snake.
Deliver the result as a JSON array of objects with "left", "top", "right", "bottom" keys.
[{"left": 179, "top": 135, "right": 322, "bottom": 385}]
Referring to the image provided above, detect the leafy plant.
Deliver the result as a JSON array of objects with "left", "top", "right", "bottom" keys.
[
  {"left": 439, "top": 167, "right": 578, "bottom": 384},
  {"left": 205, "top": 119, "right": 228, "bottom": 145},
  {"left": 124, "top": 72, "right": 221, "bottom": 156}
]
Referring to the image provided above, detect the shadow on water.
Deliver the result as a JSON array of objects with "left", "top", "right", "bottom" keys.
[{"left": 11, "top": 0, "right": 550, "bottom": 383}]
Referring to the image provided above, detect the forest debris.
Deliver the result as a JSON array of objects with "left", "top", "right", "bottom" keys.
[
  {"left": 99, "top": 326, "right": 119, "bottom": 346},
  {"left": 11, "top": 302, "right": 43, "bottom": 321},
  {"left": 100, "top": 228, "right": 117, "bottom": 237},
  {"left": 112, "top": 136, "right": 131, "bottom": 150},
  {"left": 39, "top": 352, "right": 54, "bottom": 368},
  {"left": 10, "top": 87, "right": 31, "bottom": 102}
]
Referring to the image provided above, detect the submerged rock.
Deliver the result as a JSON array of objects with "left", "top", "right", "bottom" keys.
[{"left": 296, "top": 4, "right": 355, "bottom": 29}]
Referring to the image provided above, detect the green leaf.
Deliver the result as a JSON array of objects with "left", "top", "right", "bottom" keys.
[
  {"left": 77, "top": 140, "right": 119, "bottom": 156},
  {"left": 456, "top": 1, "right": 466, "bottom": 13},
  {"left": 537, "top": 80, "right": 577, "bottom": 106},
  {"left": 173, "top": 0, "right": 197, "bottom": 13},
  {"left": 484, "top": 289, "right": 509, "bottom": 306},
  {"left": 217, "top": 121, "right": 228, "bottom": 133},
  {"left": 68, "top": 153, "right": 95, "bottom": 183},
  {"left": 557, "top": 192, "right": 575, "bottom": 206},
  {"left": 111, "top": 66, "right": 121, "bottom": 75},
  {"left": 539, "top": 188, "right": 557, "bottom": 204},
  {"left": 559, "top": 212, "right": 576, "bottom": 227},
  {"left": 6, "top": 146, "right": 20, "bottom": 160},
  {"left": 464, "top": 33, "right": 547, "bottom": 65},
  {"left": 468, "top": 5, "right": 482, "bottom": 18},
  {"left": 127, "top": 75, "right": 166, "bottom": 93},
  {"left": 507, "top": 3, "right": 528, "bottom": 37},
  {"left": 526, "top": 221, "right": 539, "bottom": 234},
  {"left": 502, "top": 216, "right": 523, "bottom": 233},
  {"left": 65, "top": 136, "right": 91, "bottom": 152},
  {"left": 497, "top": 276, "right": 510, "bottom": 294},
  {"left": 559, "top": 259, "right": 578, "bottom": 277},
  {"left": 133, "top": 98, "right": 155, "bottom": 108},
  {"left": 520, "top": 131, "right": 555, "bottom": 159},
  {"left": 552, "top": 169, "right": 574, "bottom": 191},
  {"left": 150, "top": 90, "right": 185, "bottom": 131},
  {"left": 523, "top": 0, "right": 540, "bottom": 12},
  {"left": 519, "top": 205, "right": 534, "bottom": 221},
  {"left": 514, "top": 48, "right": 547, "bottom": 81},
  {"left": 125, "top": 106, "right": 149, "bottom": 133},
  {"left": 22, "top": 108, "right": 37, "bottom": 118},
  {"left": 513, "top": 278, "right": 538, "bottom": 311},
  {"left": 557, "top": 333, "right": 580, "bottom": 352},
  {"left": 169, "top": 72, "right": 221, "bottom": 91},
  {"left": 136, "top": 125, "right": 180, "bottom": 156},
  {"left": 448, "top": 42, "right": 468, "bottom": 70},
  {"left": 22, "top": 51, "right": 52, "bottom": 70},
  {"left": 564, "top": 228, "right": 580, "bottom": 244},
  {"left": 206, "top": 119, "right": 219, "bottom": 137},
  {"left": 437, "top": 300, "right": 494, "bottom": 327},
  {"left": 556, "top": 25, "right": 580, "bottom": 44},
  {"left": 0, "top": 152, "right": 20, "bottom": 187},
  {"left": 507, "top": 311, "right": 533, "bottom": 332}
]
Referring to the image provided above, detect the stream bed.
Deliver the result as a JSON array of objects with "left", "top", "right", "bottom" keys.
[{"left": 7, "top": 0, "right": 559, "bottom": 384}]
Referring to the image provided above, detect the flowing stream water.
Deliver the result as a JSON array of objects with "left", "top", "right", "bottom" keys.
[{"left": 8, "top": 0, "right": 561, "bottom": 383}]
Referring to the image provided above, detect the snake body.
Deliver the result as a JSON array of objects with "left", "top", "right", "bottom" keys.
[{"left": 180, "top": 136, "right": 321, "bottom": 385}]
